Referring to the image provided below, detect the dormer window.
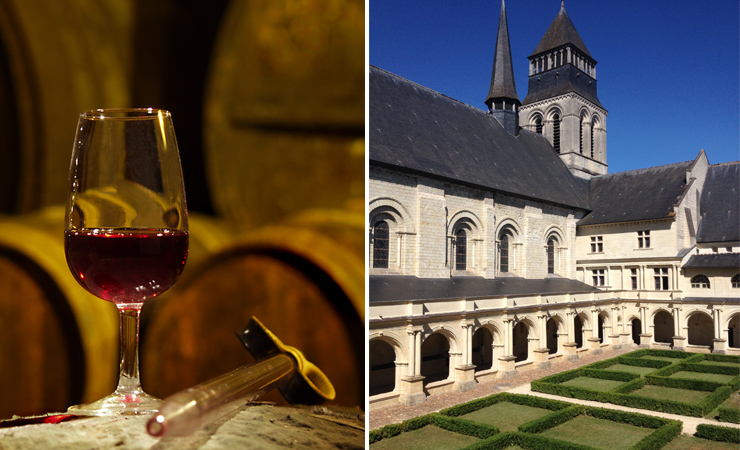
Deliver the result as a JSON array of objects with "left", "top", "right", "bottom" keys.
[{"left": 691, "top": 274, "right": 710, "bottom": 289}]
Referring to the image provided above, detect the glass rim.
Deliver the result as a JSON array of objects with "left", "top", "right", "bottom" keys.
[{"left": 80, "top": 108, "right": 171, "bottom": 120}]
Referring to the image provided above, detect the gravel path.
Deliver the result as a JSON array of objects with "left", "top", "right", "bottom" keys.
[{"left": 369, "top": 344, "right": 740, "bottom": 436}]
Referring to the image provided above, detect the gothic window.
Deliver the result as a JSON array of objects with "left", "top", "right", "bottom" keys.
[
  {"left": 500, "top": 234, "right": 509, "bottom": 273},
  {"left": 653, "top": 268, "right": 669, "bottom": 290},
  {"left": 455, "top": 229, "right": 467, "bottom": 271},
  {"left": 372, "top": 221, "right": 389, "bottom": 268},
  {"left": 547, "top": 238, "right": 556, "bottom": 274},
  {"left": 732, "top": 274, "right": 740, "bottom": 288},
  {"left": 590, "top": 236, "right": 603, "bottom": 253},
  {"left": 552, "top": 113, "right": 561, "bottom": 153},
  {"left": 691, "top": 274, "right": 710, "bottom": 289},
  {"left": 637, "top": 230, "right": 651, "bottom": 248}
]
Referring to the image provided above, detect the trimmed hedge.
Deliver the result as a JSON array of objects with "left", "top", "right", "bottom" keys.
[
  {"left": 616, "top": 356, "right": 672, "bottom": 369},
  {"left": 440, "top": 392, "right": 571, "bottom": 417},
  {"left": 369, "top": 412, "right": 499, "bottom": 444},
  {"left": 682, "top": 362, "right": 740, "bottom": 376},
  {"left": 463, "top": 431, "right": 600, "bottom": 450},
  {"left": 582, "top": 368, "right": 640, "bottom": 382},
  {"left": 718, "top": 405, "right": 740, "bottom": 424},
  {"left": 518, "top": 406, "right": 583, "bottom": 434},
  {"left": 695, "top": 423, "right": 740, "bottom": 444},
  {"left": 642, "top": 349, "right": 693, "bottom": 359},
  {"left": 704, "top": 353, "right": 740, "bottom": 364},
  {"left": 646, "top": 373, "right": 724, "bottom": 392}
]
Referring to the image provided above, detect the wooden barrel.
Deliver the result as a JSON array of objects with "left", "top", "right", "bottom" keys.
[
  {"left": 204, "top": 0, "right": 365, "bottom": 230},
  {"left": 0, "top": 206, "right": 232, "bottom": 420},
  {"left": 141, "top": 209, "right": 364, "bottom": 407}
]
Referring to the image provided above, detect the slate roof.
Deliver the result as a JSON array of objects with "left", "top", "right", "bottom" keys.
[
  {"left": 578, "top": 160, "right": 694, "bottom": 226},
  {"left": 696, "top": 162, "right": 740, "bottom": 243},
  {"left": 530, "top": 4, "right": 593, "bottom": 60},
  {"left": 370, "top": 275, "right": 599, "bottom": 303},
  {"left": 683, "top": 253, "right": 740, "bottom": 269},
  {"left": 485, "top": 0, "right": 520, "bottom": 107},
  {"left": 521, "top": 63, "right": 604, "bottom": 109},
  {"left": 369, "top": 66, "right": 590, "bottom": 210}
]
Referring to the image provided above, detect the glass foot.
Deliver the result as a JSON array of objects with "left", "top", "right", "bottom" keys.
[{"left": 68, "top": 388, "right": 161, "bottom": 416}]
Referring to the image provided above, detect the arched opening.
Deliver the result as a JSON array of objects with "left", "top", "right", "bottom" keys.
[
  {"left": 590, "top": 116, "right": 596, "bottom": 158},
  {"left": 455, "top": 229, "right": 467, "bottom": 271},
  {"left": 732, "top": 273, "right": 739, "bottom": 289},
  {"left": 534, "top": 115, "right": 543, "bottom": 134},
  {"left": 471, "top": 328, "right": 493, "bottom": 372},
  {"left": 552, "top": 113, "right": 561, "bottom": 153},
  {"left": 632, "top": 318, "right": 641, "bottom": 345},
  {"left": 579, "top": 114, "right": 584, "bottom": 154},
  {"left": 574, "top": 315, "right": 584, "bottom": 348},
  {"left": 512, "top": 322, "right": 529, "bottom": 362},
  {"left": 546, "top": 318, "right": 559, "bottom": 354},
  {"left": 372, "top": 220, "right": 389, "bottom": 268},
  {"left": 653, "top": 310, "right": 674, "bottom": 344},
  {"left": 687, "top": 312, "right": 714, "bottom": 348},
  {"left": 420, "top": 333, "right": 450, "bottom": 385},
  {"left": 369, "top": 339, "right": 396, "bottom": 396},
  {"left": 728, "top": 314, "right": 739, "bottom": 348},
  {"left": 499, "top": 233, "right": 510, "bottom": 273},
  {"left": 597, "top": 312, "right": 606, "bottom": 343}
]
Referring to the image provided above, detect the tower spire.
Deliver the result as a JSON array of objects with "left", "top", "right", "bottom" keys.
[{"left": 485, "top": 0, "right": 520, "bottom": 112}]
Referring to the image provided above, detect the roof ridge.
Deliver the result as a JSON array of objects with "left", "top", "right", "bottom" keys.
[
  {"left": 370, "top": 65, "right": 488, "bottom": 114},
  {"left": 600, "top": 159, "right": 693, "bottom": 177},
  {"left": 710, "top": 161, "right": 740, "bottom": 167}
]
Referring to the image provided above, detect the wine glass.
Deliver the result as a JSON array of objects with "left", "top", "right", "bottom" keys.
[{"left": 64, "top": 108, "right": 188, "bottom": 415}]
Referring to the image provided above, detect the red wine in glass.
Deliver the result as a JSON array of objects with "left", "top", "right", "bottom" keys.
[{"left": 65, "top": 229, "right": 188, "bottom": 305}]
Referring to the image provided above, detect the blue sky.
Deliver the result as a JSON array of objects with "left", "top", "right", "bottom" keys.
[{"left": 369, "top": 0, "right": 740, "bottom": 174}]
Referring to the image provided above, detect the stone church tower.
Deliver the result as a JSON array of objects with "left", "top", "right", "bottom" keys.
[
  {"left": 485, "top": 0, "right": 520, "bottom": 136},
  {"left": 519, "top": 2, "right": 608, "bottom": 179}
]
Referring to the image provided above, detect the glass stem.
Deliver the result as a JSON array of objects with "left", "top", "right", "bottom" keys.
[{"left": 117, "top": 306, "right": 143, "bottom": 393}]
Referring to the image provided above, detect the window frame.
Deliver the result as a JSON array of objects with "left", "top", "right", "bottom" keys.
[
  {"left": 590, "top": 236, "right": 603, "bottom": 253},
  {"left": 592, "top": 269, "right": 605, "bottom": 287},
  {"left": 690, "top": 274, "right": 710, "bottom": 289},
  {"left": 372, "top": 220, "right": 390, "bottom": 269},
  {"left": 732, "top": 274, "right": 740, "bottom": 288},
  {"left": 637, "top": 230, "right": 651, "bottom": 249},
  {"left": 653, "top": 267, "right": 669, "bottom": 290},
  {"left": 455, "top": 229, "right": 467, "bottom": 271}
]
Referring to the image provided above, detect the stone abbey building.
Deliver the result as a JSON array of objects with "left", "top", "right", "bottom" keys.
[{"left": 368, "top": 2, "right": 740, "bottom": 409}]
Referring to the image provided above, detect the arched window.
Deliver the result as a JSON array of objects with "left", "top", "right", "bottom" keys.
[
  {"left": 579, "top": 115, "right": 584, "bottom": 154},
  {"left": 547, "top": 238, "right": 556, "bottom": 274},
  {"left": 552, "top": 113, "right": 560, "bottom": 153},
  {"left": 534, "top": 116, "right": 543, "bottom": 134},
  {"left": 590, "top": 118, "right": 596, "bottom": 158},
  {"left": 691, "top": 274, "right": 710, "bottom": 289},
  {"left": 373, "top": 221, "right": 389, "bottom": 268},
  {"left": 733, "top": 274, "right": 740, "bottom": 288},
  {"left": 500, "top": 234, "right": 509, "bottom": 273},
  {"left": 455, "top": 229, "right": 467, "bottom": 271}
]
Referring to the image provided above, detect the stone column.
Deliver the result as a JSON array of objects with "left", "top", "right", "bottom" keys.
[
  {"left": 588, "top": 308, "right": 602, "bottom": 354},
  {"left": 609, "top": 306, "right": 621, "bottom": 348},
  {"left": 639, "top": 306, "right": 652, "bottom": 348},
  {"left": 672, "top": 307, "right": 686, "bottom": 351},
  {"left": 563, "top": 310, "right": 579, "bottom": 362},
  {"left": 400, "top": 327, "right": 426, "bottom": 406},
  {"left": 454, "top": 321, "right": 477, "bottom": 392},
  {"left": 533, "top": 312, "right": 551, "bottom": 369},
  {"left": 713, "top": 308, "right": 727, "bottom": 354},
  {"left": 498, "top": 316, "right": 518, "bottom": 379}
]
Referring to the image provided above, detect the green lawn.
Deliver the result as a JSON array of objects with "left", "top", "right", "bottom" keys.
[
  {"left": 460, "top": 402, "right": 553, "bottom": 432},
  {"left": 632, "top": 385, "right": 710, "bottom": 404},
  {"left": 561, "top": 376, "right": 625, "bottom": 391},
  {"left": 700, "top": 360, "right": 740, "bottom": 368},
  {"left": 668, "top": 371, "right": 736, "bottom": 384},
  {"left": 661, "top": 434, "right": 740, "bottom": 450},
  {"left": 539, "top": 415, "right": 653, "bottom": 450},
  {"left": 605, "top": 364, "right": 657, "bottom": 376},
  {"left": 370, "top": 425, "right": 479, "bottom": 450}
]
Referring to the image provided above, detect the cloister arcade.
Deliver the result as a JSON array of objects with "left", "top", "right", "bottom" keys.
[{"left": 369, "top": 301, "right": 740, "bottom": 409}]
